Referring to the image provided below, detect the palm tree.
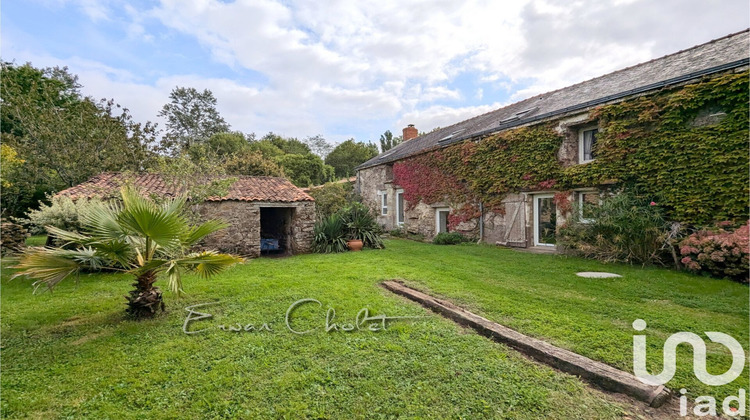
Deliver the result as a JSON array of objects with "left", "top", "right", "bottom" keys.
[{"left": 12, "top": 187, "right": 244, "bottom": 318}]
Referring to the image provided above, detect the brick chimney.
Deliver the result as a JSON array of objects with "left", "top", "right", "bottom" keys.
[{"left": 402, "top": 124, "right": 418, "bottom": 141}]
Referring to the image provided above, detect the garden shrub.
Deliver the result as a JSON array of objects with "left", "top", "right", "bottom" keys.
[
  {"left": 557, "top": 192, "right": 670, "bottom": 264},
  {"left": 388, "top": 228, "right": 406, "bottom": 237},
  {"left": 339, "top": 202, "right": 384, "bottom": 249},
  {"left": 679, "top": 222, "right": 749, "bottom": 283},
  {"left": 307, "top": 181, "right": 353, "bottom": 219},
  {"left": 433, "top": 232, "right": 466, "bottom": 245},
  {"left": 20, "top": 195, "right": 104, "bottom": 235},
  {"left": 312, "top": 215, "right": 348, "bottom": 254},
  {"left": 312, "top": 202, "right": 384, "bottom": 253}
]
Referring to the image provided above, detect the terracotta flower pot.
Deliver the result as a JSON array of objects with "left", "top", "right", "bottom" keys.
[{"left": 346, "top": 239, "right": 364, "bottom": 252}]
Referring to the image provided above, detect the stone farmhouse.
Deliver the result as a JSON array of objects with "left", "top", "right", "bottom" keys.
[
  {"left": 356, "top": 30, "right": 749, "bottom": 249},
  {"left": 57, "top": 173, "right": 316, "bottom": 257}
]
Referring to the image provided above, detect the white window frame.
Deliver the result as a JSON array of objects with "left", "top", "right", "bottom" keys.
[
  {"left": 578, "top": 191, "right": 600, "bottom": 224},
  {"left": 578, "top": 126, "right": 599, "bottom": 164},
  {"left": 533, "top": 194, "right": 556, "bottom": 247},
  {"left": 435, "top": 208, "right": 450, "bottom": 234},
  {"left": 396, "top": 189, "right": 405, "bottom": 226},
  {"left": 378, "top": 191, "right": 388, "bottom": 215}
]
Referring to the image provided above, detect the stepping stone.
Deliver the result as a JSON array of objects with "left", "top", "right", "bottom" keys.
[{"left": 576, "top": 272, "right": 622, "bottom": 278}]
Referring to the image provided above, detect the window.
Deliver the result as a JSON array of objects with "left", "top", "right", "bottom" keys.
[
  {"left": 579, "top": 191, "right": 600, "bottom": 223},
  {"left": 435, "top": 208, "right": 450, "bottom": 234},
  {"left": 379, "top": 191, "right": 388, "bottom": 215},
  {"left": 396, "top": 190, "right": 405, "bottom": 225},
  {"left": 579, "top": 127, "right": 599, "bottom": 163}
]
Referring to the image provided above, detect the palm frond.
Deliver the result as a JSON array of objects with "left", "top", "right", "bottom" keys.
[
  {"left": 183, "top": 219, "right": 229, "bottom": 247},
  {"left": 164, "top": 261, "right": 183, "bottom": 294},
  {"left": 175, "top": 251, "right": 245, "bottom": 279},
  {"left": 45, "top": 225, "right": 93, "bottom": 246},
  {"left": 79, "top": 200, "right": 127, "bottom": 241},
  {"left": 11, "top": 247, "right": 105, "bottom": 292},
  {"left": 90, "top": 238, "right": 135, "bottom": 268},
  {"left": 116, "top": 187, "right": 187, "bottom": 250}
]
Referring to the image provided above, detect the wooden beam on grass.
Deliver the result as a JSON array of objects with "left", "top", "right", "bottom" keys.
[{"left": 380, "top": 280, "right": 671, "bottom": 408}]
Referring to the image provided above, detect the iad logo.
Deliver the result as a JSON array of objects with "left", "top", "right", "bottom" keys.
[
  {"left": 632, "top": 319, "right": 745, "bottom": 386},
  {"left": 632, "top": 319, "right": 747, "bottom": 417}
]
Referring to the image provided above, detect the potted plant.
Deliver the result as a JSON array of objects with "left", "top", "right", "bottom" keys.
[
  {"left": 343, "top": 203, "right": 382, "bottom": 251},
  {"left": 346, "top": 237, "right": 364, "bottom": 252},
  {"left": 312, "top": 202, "right": 384, "bottom": 253}
]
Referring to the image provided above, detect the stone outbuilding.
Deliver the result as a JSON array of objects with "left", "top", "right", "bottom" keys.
[{"left": 57, "top": 172, "right": 316, "bottom": 257}]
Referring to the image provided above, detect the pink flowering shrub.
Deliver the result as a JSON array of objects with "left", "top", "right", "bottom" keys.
[{"left": 679, "top": 222, "right": 749, "bottom": 283}]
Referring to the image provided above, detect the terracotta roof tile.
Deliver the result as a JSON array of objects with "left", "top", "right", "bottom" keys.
[{"left": 57, "top": 172, "right": 314, "bottom": 203}]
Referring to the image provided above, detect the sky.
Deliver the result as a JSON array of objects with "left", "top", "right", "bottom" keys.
[{"left": 2, "top": 0, "right": 748, "bottom": 146}]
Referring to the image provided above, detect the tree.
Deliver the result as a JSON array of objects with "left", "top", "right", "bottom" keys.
[
  {"left": 1, "top": 62, "right": 157, "bottom": 217},
  {"left": 261, "top": 132, "right": 310, "bottom": 155},
  {"left": 325, "top": 139, "right": 379, "bottom": 178},
  {"left": 223, "top": 149, "right": 285, "bottom": 177},
  {"left": 274, "top": 154, "right": 334, "bottom": 187},
  {"left": 304, "top": 135, "right": 333, "bottom": 158},
  {"left": 248, "top": 139, "right": 285, "bottom": 159},
  {"left": 187, "top": 131, "right": 250, "bottom": 162},
  {"left": 307, "top": 181, "right": 353, "bottom": 219},
  {"left": 379, "top": 130, "right": 402, "bottom": 152},
  {"left": 158, "top": 87, "right": 230, "bottom": 153},
  {"left": 12, "top": 187, "right": 244, "bottom": 318}
]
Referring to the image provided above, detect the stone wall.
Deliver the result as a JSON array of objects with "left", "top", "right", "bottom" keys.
[
  {"left": 289, "top": 201, "right": 315, "bottom": 254},
  {"left": 196, "top": 201, "right": 315, "bottom": 258},
  {"left": 357, "top": 165, "right": 395, "bottom": 230}
]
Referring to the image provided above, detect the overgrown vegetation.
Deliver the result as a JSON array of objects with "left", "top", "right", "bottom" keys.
[
  {"left": 393, "top": 72, "right": 749, "bottom": 227},
  {"left": 12, "top": 187, "right": 243, "bottom": 318},
  {"left": 557, "top": 192, "right": 669, "bottom": 265}
]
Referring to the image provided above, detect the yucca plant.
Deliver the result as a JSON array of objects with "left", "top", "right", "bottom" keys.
[
  {"left": 12, "top": 187, "right": 244, "bottom": 318},
  {"left": 341, "top": 202, "right": 384, "bottom": 249},
  {"left": 312, "top": 215, "right": 348, "bottom": 253}
]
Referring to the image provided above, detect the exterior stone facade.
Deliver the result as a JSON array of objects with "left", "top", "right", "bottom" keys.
[
  {"left": 354, "top": 31, "right": 748, "bottom": 250},
  {"left": 197, "top": 201, "right": 316, "bottom": 258}
]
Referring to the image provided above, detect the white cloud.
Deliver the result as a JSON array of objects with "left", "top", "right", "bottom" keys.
[
  {"left": 396, "top": 103, "right": 505, "bottom": 134},
  {"left": 8, "top": 0, "right": 749, "bottom": 143}
]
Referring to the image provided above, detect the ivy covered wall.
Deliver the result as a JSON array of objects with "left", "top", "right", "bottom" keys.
[{"left": 392, "top": 71, "right": 749, "bottom": 227}]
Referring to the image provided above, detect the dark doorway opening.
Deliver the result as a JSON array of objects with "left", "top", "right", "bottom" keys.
[{"left": 260, "top": 207, "right": 295, "bottom": 256}]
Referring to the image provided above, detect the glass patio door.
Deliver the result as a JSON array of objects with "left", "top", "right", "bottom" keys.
[{"left": 533, "top": 195, "right": 556, "bottom": 246}]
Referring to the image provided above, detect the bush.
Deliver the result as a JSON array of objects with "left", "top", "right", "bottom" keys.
[
  {"left": 307, "top": 181, "right": 353, "bottom": 219},
  {"left": 557, "top": 192, "right": 669, "bottom": 264},
  {"left": 20, "top": 195, "right": 104, "bottom": 235},
  {"left": 679, "top": 222, "right": 749, "bottom": 283},
  {"left": 0, "top": 220, "right": 28, "bottom": 255},
  {"left": 312, "top": 215, "right": 348, "bottom": 253},
  {"left": 311, "top": 202, "right": 384, "bottom": 253},
  {"left": 339, "top": 202, "right": 384, "bottom": 249},
  {"left": 432, "top": 232, "right": 466, "bottom": 245}
]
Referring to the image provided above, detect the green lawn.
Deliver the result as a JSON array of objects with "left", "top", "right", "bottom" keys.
[
  {"left": 24, "top": 235, "right": 47, "bottom": 247},
  {"left": 2, "top": 239, "right": 747, "bottom": 419}
]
